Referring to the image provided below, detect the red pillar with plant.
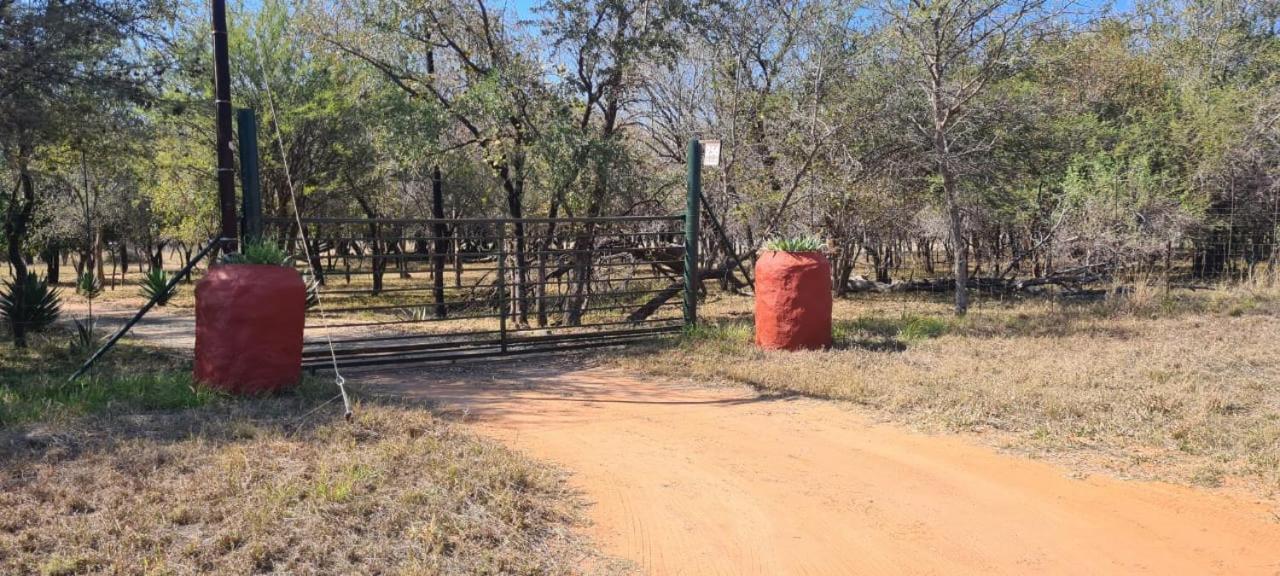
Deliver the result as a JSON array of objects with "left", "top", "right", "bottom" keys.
[
  {"left": 194, "top": 242, "right": 305, "bottom": 394},
  {"left": 755, "top": 237, "right": 833, "bottom": 351}
]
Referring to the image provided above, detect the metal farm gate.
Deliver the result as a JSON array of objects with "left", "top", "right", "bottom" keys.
[
  {"left": 264, "top": 213, "right": 698, "bottom": 369},
  {"left": 245, "top": 141, "right": 709, "bottom": 370}
]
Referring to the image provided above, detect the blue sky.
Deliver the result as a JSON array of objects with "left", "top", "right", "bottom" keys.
[{"left": 500, "top": 0, "right": 538, "bottom": 17}]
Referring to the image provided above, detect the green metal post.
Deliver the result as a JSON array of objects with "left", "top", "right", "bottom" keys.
[
  {"left": 497, "top": 222, "right": 508, "bottom": 352},
  {"left": 684, "top": 139, "right": 701, "bottom": 326},
  {"left": 236, "top": 108, "right": 262, "bottom": 243}
]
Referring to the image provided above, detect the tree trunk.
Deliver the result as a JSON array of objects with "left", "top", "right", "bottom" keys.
[
  {"left": 94, "top": 228, "right": 106, "bottom": 287},
  {"left": 943, "top": 167, "right": 969, "bottom": 315},
  {"left": 42, "top": 244, "right": 60, "bottom": 284},
  {"left": 4, "top": 163, "right": 37, "bottom": 347},
  {"left": 355, "top": 198, "right": 383, "bottom": 294},
  {"left": 118, "top": 241, "right": 129, "bottom": 275},
  {"left": 933, "top": 86, "right": 968, "bottom": 314},
  {"left": 431, "top": 166, "right": 447, "bottom": 318}
]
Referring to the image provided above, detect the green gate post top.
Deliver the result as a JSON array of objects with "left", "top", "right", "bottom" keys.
[{"left": 237, "top": 108, "right": 263, "bottom": 244}]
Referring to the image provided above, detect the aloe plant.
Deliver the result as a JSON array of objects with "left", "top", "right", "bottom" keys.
[
  {"left": 222, "top": 239, "right": 291, "bottom": 266},
  {"left": 139, "top": 268, "right": 176, "bottom": 306},
  {"left": 1, "top": 275, "right": 62, "bottom": 347},
  {"left": 69, "top": 317, "right": 101, "bottom": 355},
  {"left": 76, "top": 271, "right": 103, "bottom": 299},
  {"left": 763, "top": 236, "right": 825, "bottom": 252},
  {"left": 303, "top": 274, "right": 320, "bottom": 310}
]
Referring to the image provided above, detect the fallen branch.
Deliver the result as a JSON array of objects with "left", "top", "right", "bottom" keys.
[{"left": 627, "top": 265, "right": 728, "bottom": 322}]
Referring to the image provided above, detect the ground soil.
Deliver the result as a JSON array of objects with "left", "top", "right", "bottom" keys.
[
  {"left": 364, "top": 361, "right": 1280, "bottom": 576},
  {"left": 71, "top": 302, "right": 1280, "bottom": 575}
]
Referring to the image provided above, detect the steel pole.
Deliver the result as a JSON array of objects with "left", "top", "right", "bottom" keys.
[
  {"left": 212, "top": 0, "right": 237, "bottom": 247},
  {"left": 684, "top": 140, "right": 702, "bottom": 326},
  {"left": 237, "top": 109, "right": 262, "bottom": 243}
]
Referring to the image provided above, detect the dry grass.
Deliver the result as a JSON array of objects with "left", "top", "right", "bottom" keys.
[
  {"left": 614, "top": 283, "right": 1280, "bottom": 494},
  {"left": 0, "top": 342, "right": 619, "bottom": 575}
]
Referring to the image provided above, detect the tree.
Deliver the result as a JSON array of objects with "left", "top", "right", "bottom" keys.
[
  {"left": 881, "top": 0, "right": 1062, "bottom": 314},
  {"left": 310, "top": 0, "right": 552, "bottom": 321},
  {"left": 0, "top": 0, "right": 167, "bottom": 345}
]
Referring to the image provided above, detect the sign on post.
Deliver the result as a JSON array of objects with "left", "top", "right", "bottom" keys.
[{"left": 702, "top": 139, "right": 721, "bottom": 167}]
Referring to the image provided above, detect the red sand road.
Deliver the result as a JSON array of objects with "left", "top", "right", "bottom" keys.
[{"left": 364, "top": 362, "right": 1280, "bottom": 575}]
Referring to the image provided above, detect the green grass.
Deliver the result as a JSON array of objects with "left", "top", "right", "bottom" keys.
[
  {"left": 681, "top": 312, "right": 952, "bottom": 354},
  {"left": 0, "top": 338, "right": 219, "bottom": 427},
  {"left": 838, "top": 314, "right": 952, "bottom": 342}
]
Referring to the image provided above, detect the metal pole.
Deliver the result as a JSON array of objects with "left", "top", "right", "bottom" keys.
[
  {"left": 213, "top": 0, "right": 238, "bottom": 247},
  {"left": 684, "top": 139, "right": 702, "bottom": 326},
  {"left": 497, "top": 223, "right": 508, "bottom": 352},
  {"left": 237, "top": 109, "right": 262, "bottom": 243}
]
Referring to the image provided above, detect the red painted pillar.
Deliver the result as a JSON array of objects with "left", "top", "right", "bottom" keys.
[
  {"left": 194, "top": 265, "right": 305, "bottom": 394},
  {"left": 754, "top": 251, "right": 832, "bottom": 351}
]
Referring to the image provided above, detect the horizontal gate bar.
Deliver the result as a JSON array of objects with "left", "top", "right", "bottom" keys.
[
  {"left": 305, "top": 300, "right": 681, "bottom": 329},
  {"left": 319, "top": 287, "right": 681, "bottom": 315},
  {"left": 305, "top": 317, "right": 684, "bottom": 346},
  {"left": 294, "top": 250, "right": 682, "bottom": 263},
  {"left": 295, "top": 231, "right": 686, "bottom": 242},
  {"left": 304, "top": 325, "right": 682, "bottom": 360},
  {"left": 302, "top": 328, "right": 681, "bottom": 369},
  {"left": 301, "top": 259, "right": 685, "bottom": 275},
  {"left": 314, "top": 275, "right": 680, "bottom": 295}
]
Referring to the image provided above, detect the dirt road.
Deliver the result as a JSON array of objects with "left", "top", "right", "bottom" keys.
[{"left": 368, "top": 362, "right": 1280, "bottom": 576}]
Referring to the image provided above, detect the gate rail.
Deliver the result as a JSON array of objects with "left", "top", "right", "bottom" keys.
[{"left": 265, "top": 214, "right": 693, "bottom": 369}]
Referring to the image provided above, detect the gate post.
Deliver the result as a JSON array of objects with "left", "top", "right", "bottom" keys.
[
  {"left": 684, "top": 139, "right": 702, "bottom": 327},
  {"left": 236, "top": 108, "right": 262, "bottom": 243},
  {"left": 497, "top": 221, "right": 508, "bottom": 352}
]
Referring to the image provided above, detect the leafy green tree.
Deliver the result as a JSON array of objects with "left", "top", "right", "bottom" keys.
[{"left": 1, "top": 0, "right": 168, "bottom": 345}]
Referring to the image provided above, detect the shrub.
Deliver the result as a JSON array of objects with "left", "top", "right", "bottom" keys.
[
  {"left": 899, "top": 316, "right": 950, "bottom": 341},
  {"left": 1, "top": 275, "right": 62, "bottom": 346},
  {"left": 397, "top": 306, "right": 434, "bottom": 322},
  {"left": 763, "top": 236, "right": 824, "bottom": 252},
  {"left": 69, "top": 317, "right": 101, "bottom": 355},
  {"left": 139, "top": 268, "right": 176, "bottom": 306}
]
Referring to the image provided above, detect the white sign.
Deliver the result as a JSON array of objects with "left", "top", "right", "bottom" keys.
[{"left": 702, "top": 139, "right": 721, "bottom": 167}]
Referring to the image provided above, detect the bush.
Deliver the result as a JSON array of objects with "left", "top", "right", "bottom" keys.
[
  {"left": 1, "top": 275, "right": 62, "bottom": 346},
  {"left": 138, "top": 268, "right": 176, "bottom": 305}
]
